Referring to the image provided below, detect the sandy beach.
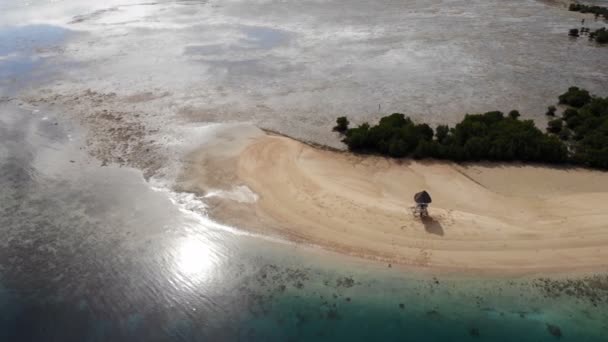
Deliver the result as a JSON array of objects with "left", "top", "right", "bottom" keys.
[{"left": 179, "top": 127, "right": 608, "bottom": 275}]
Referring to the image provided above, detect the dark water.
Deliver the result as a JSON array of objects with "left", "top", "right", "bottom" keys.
[{"left": 1, "top": 102, "right": 607, "bottom": 341}]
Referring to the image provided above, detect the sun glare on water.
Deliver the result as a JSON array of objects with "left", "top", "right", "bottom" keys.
[{"left": 174, "top": 237, "right": 218, "bottom": 280}]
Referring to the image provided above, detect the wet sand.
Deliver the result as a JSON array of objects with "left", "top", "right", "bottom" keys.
[{"left": 180, "top": 128, "right": 608, "bottom": 275}]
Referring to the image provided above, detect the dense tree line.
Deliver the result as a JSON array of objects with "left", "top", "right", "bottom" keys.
[
  {"left": 334, "top": 87, "right": 608, "bottom": 168},
  {"left": 558, "top": 87, "right": 608, "bottom": 168}
]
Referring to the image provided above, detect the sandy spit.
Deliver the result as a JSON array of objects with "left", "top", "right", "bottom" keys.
[{"left": 179, "top": 128, "right": 608, "bottom": 275}]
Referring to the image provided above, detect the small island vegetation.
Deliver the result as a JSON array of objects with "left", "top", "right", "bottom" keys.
[
  {"left": 569, "top": 3, "right": 608, "bottom": 19},
  {"left": 569, "top": 28, "right": 580, "bottom": 37},
  {"left": 566, "top": 3, "right": 607, "bottom": 44},
  {"left": 335, "top": 87, "right": 608, "bottom": 169},
  {"left": 570, "top": 26, "right": 608, "bottom": 44},
  {"left": 333, "top": 116, "right": 350, "bottom": 133},
  {"left": 590, "top": 27, "right": 608, "bottom": 44}
]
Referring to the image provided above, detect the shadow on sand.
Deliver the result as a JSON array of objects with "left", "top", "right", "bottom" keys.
[{"left": 421, "top": 216, "right": 444, "bottom": 236}]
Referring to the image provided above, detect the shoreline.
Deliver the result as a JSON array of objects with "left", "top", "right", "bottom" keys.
[
  {"left": 177, "top": 126, "right": 608, "bottom": 277},
  {"left": 264, "top": 127, "right": 597, "bottom": 174}
]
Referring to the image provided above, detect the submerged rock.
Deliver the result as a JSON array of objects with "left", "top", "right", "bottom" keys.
[
  {"left": 327, "top": 309, "right": 341, "bottom": 320},
  {"left": 336, "top": 277, "right": 355, "bottom": 288},
  {"left": 546, "top": 324, "right": 562, "bottom": 339},
  {"left": 533, "top": 275, "right": 608, "bottom": 306},
  {"left": 468, "top": 327, "right": 480, "bottom": 337},
  {"left": 426, "top": 310, "right": 441, "bottom": 318}
]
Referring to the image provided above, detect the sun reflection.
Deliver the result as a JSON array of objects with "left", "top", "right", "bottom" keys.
[{"left": 175, "top": 237, "right": 217, "bottom": 279}]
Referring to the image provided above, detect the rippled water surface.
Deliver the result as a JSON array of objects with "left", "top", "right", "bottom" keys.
[{"left": 1, "top": 0, "right": 608, "bottom": 341}]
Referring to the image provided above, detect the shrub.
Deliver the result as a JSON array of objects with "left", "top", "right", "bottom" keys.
[
  {"left": 562, "top": 108, "right": 578, "bottom": 120},
  {"left": 416, "top": 123, "right": 434, "bottom": 141},
  {"left": 562, "top": 109, "right": 579, "bottom": 129},
  {"left": 435, "top": 125, "right": 449, "bottom": 143},
  {"left": 464, "top": 137, "right": 489, "bottom": 160},
  {"left": 388, "top": 138, "right": 408, "bottom": 158},
  {"left": 590, "top": 28, "right": 608, "bottom": 44},
  {"left": 508, "top": 110, "right": 521, "bottom": 119},
  {"left": 558, "top": 87, "right": 591, "bottom": 108},
  {"left": 546, "top": 106, "right": 557, "bottom": 116},
  {"left": 569, "top": 28, "right": 579, "bottom": 37},
  {"left": 343, "top": 123, "right": 370, "bottom": 150},
  {"left": 379, "top": 113, "right": 411, "bottom": 127},
  {"left": 413, "top": 140, "right": 439, "bottom": 159},
  {"left": 547, "top": 118, "right": 563, "bottom": 134},
  {"left": 333, "top": 116, "right": 350, "bottom": 133}
]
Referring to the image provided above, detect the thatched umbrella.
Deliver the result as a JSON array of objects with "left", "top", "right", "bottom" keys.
[{"left": 414, "top": 190, "right": 432, "bottom": 204}]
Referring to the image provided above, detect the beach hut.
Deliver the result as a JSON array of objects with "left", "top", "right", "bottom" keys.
[{"left": 411, "top": 190, "right": 432, "bottom": 217}]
